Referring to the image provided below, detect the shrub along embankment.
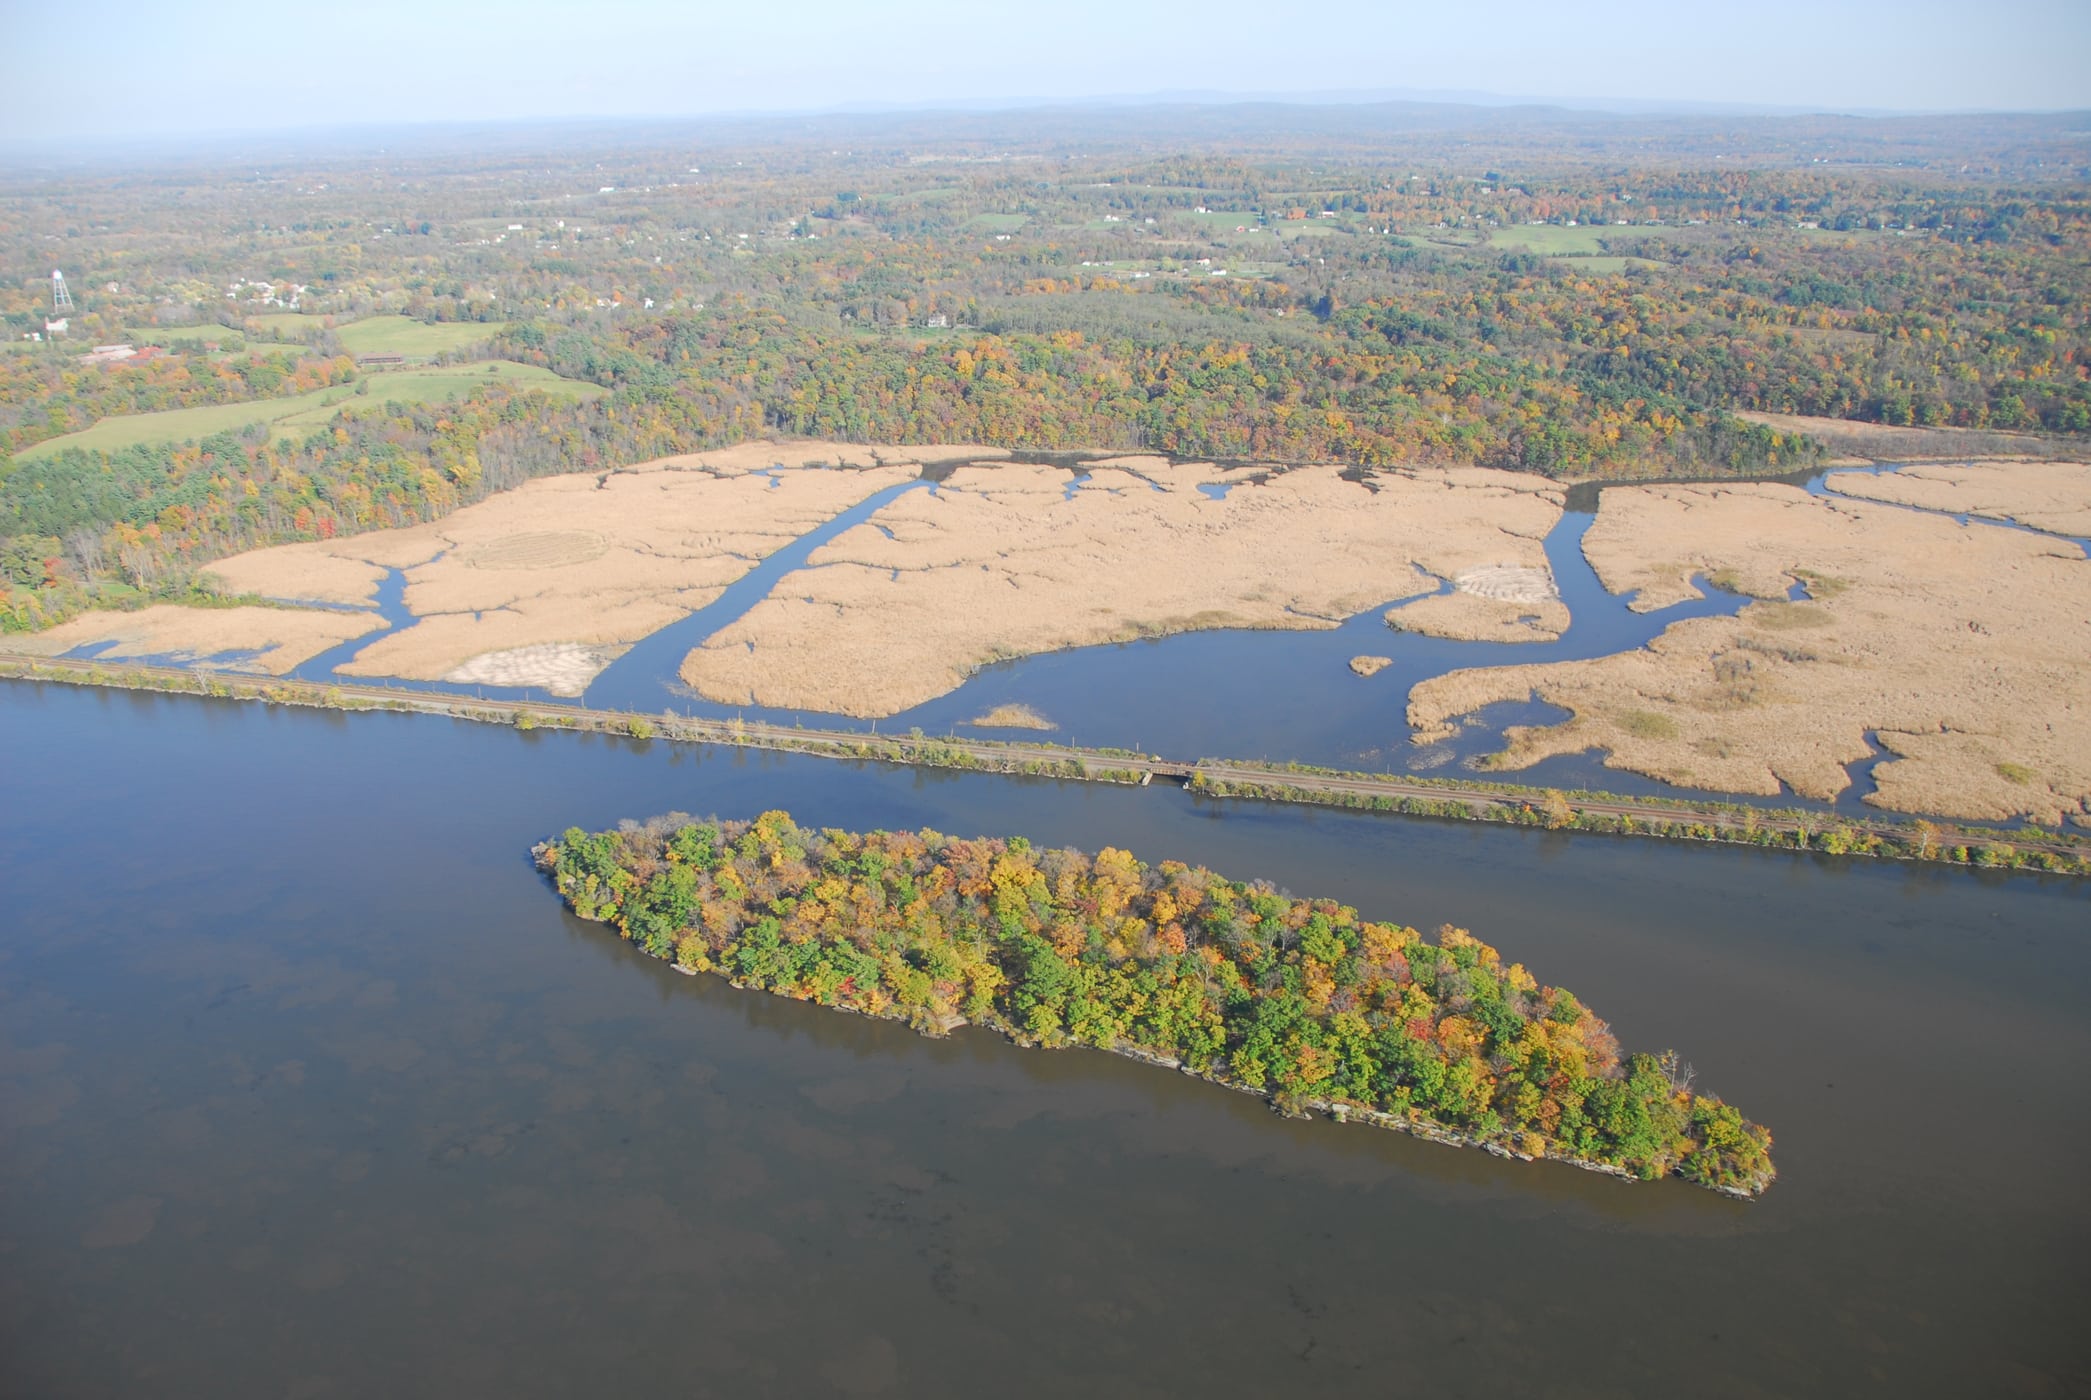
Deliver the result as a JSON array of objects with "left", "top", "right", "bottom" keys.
[
  {"left": 5, "top": 655, "right": 2086, "bottom": 875},
  {"left": 536, "top": 811, "right": 1777, "bottom": 1197}
]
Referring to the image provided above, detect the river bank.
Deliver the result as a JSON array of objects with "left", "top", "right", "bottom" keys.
[{"left": 8, "top": 653, "right": 2084, "bottom": 875}]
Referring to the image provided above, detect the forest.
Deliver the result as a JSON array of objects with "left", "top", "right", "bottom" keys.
[
  {"left": 537, "top": 810, "right": 1776, "bottom": 1196},
  {"left": 3, "top": 104, "right": 2086, "bottom": 630}
]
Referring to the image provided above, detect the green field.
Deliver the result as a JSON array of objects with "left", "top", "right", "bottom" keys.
[
  {"left": 167, "top": 313, "right": 508, "bottom": 358},
  {"left": 125, "top": 326, "right": 307, "bottom": 356},
  {"left": 1270, "top": 221, "right": 1344, "bottom": 238},
  {"left": 333, "top": 316, "right": 510, "bottom": 357},
  {"left": 127, "top": 325, "right": 246, "bottom": 346},
  {"left": 1488, "top": 224, "right": 1616, "bottom": 256},
  {"left": 245, "top": 312, "right": 323, "bottom": 336},
  {"left": 17, "top": 363, "right": 597, "bottom": 459}
]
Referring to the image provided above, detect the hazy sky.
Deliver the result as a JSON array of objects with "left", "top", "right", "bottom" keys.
[{"left": 5, "top": 0, "right": 2087, "bottom": 142}]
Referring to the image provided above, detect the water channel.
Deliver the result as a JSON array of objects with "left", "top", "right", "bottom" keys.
[
  {"left": 1, "top": 682, "right": 2085, "bottom": 1396},
  {"left": 57, "top": 459, "right": 2091, "bottom": 814}
]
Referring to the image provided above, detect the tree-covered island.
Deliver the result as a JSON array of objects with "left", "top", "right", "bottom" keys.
[{"left": 536, "top": 811, "right": 1774, "bottom": 1197}]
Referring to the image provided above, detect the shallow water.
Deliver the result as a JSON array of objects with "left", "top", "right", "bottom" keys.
[
  {"left": 575, "top": 487, "right": 1755, "bottom": 781},
  {"left": 1, "top": 682, "right": 2086, "bottom": 1397},
  {"left": 586, "top": 476, "right": 931, "bottom": 712}
]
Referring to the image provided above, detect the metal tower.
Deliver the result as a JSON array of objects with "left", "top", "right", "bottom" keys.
[{"left": 51, "top": 270, "right": 74, "bottom": 312}]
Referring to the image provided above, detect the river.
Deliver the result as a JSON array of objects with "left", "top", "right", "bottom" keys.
[{"left": 1, "top": 681, "right": 2085, "bottom": 1396}]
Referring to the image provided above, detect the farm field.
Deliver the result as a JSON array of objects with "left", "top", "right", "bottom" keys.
[
  {"left": 245, "top": 312, "right": 324, "bottom": 335},
  {"left": 1487, "top": 224, "right": 1626, "bottom": 255},
  {"left": 15, "top": 363, "right": 596, "bottom": 459},
  {"left": 126, "top": 325, "right": 261, "bottom": 348},
  {"left": 334, "top": 316, "right": 511, "bottom": 357}
]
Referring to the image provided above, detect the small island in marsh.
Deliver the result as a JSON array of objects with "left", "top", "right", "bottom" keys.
[{"left": 535, "top": 811, "right": 1774, "bottom": 1197}]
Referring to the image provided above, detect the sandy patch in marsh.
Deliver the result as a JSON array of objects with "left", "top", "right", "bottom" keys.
[
  {"left": 442, "top": 643, "right": 625, "bottom": 696},
  {"left": 1406, "top": 482, "right": 2091, "bottom": 823},
  {"left": 1824, "top": 461, "right": 2091, "bottom": 540},
  {"left": 205, "top": 441, "right": 966, "bottom": 682},
  {"left": 965, "top": 703, "right": 1055, "bottom": 731},
  {"left": 1454, "top": 563, "right": 1558, "bottom": 603},
  {"left": 11, "top": 605, "right": 381, "bottom": 674},
  {"left": 680, "top": 462, "right": 1563, "bottom": 716},
  {"left": 1349, "top": 656, "right": 1393, "bottom": 677},
  {"left": 1385, "top": 553, "right": 1566, "bottom": 643}
]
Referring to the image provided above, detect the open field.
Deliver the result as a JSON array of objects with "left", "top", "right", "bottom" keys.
[
  {"left": 1487, "top": 225, "right": 1617, "bottom": 255},
  {"left": 333, "top": 316, "right": 511, "bottom": 357},
  {"left": 15, "top": 363, "right": 598, "bottom": 458},
  {"left": 16, "top": 385, "right": 368, "bottom": 457},
  {"left": 244, "top": 312, "right": 324, "bottom": 336},
  {"left": 269, "top": 364, "right": 596, "bottom": 433},
  {"left": 1269, "top": 221, "right": 1344, "bottom": 239},
  {"left": 1407, "top": 475, "right": 2091, "bottom": 825},
  {"left": 124, "top": 325, "right": 265, "bottom": 350},
  {"left": 1486, "top": 225, "right": 1687, "bottom": 267},
  {"left": 682, "top": 457, "right": 1563, "bottom": 715}
]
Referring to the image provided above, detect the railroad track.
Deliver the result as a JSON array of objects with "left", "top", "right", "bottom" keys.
[{"left": 5, "top": 653, "right": 2082, "bottom": 862}]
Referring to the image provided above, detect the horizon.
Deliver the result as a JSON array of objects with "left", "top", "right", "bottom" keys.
[
  {"left": 5, "top": 89, "right": 2087, "bottom": 169},
  {"left": 5, "top": 0, "right": 2088, "bottom": 147}
]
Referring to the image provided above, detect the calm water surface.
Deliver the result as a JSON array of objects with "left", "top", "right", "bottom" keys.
[{"left": 1, "top": 682, "right": 2086, "bottom": 1397}]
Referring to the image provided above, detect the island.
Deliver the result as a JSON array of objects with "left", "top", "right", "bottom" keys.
[{"left": 536, "top": 810, "right": 1775, "bottom": 1197}]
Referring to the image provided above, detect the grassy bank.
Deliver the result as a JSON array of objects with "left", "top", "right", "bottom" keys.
[{"left": 5, "top": 654, "right": 2085, "bottom": 876}]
